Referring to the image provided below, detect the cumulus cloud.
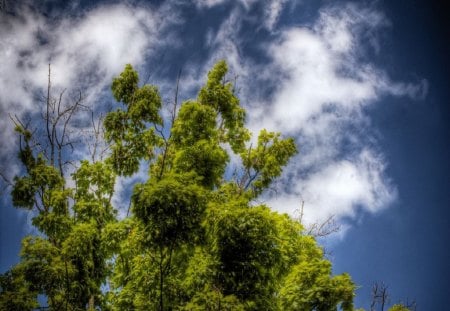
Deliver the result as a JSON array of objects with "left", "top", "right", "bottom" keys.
[
  {"left": 49, "top": 6, "right": 159, "bottom": 92},
  {"left": 0, "top": 2, "right": 182, "bottom": 230},
  {"left": 0, "top": 4, "right": 159, "bottom": 110},
  {"left": 246, "top": 3, "right": 426, "bottom": 228},
  {"left": 269, "top": 150, "right": 397, "bottom": 223},
  {"left": 174, "top": 2, "right": 421, "bottom": 231},
  {"left": 0, "top": 3, "right": 178, "bottom": 179}
]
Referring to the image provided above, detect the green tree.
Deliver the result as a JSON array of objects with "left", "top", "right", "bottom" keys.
[
  {"left": 1, "top": 65, "right": 116, "bottom": 310},
  {"left": 0, "top": 268, "right": 38, "bottom": 311},
  {"left": 2, "top": 61, "right": 359, "bottom": 310},
  {"left": 388, "top": 305, "right": 410, "bottom": 311},
  {"left": 104, "top": 61, "right": 355, "bottom": 311}
]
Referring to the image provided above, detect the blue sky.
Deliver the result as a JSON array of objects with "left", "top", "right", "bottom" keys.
[{"left": 0, "top": 0, "right": 448, "bottom": 309}]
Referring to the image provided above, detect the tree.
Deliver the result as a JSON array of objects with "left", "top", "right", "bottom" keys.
[
  {"left": 388, "top": 305, "right": 410, "bottom": 311},
  {"left": 2, "top": 61, "right": 358, "bottom": 310},
  {"left": 103, "top": 60, "right": 355, "bottom": 310},
  {"left": 368, "top": 282, "right": 415, "bottom": 311},
  {"left": 1, "top": 65, "right": 115, "bottom": 310}
]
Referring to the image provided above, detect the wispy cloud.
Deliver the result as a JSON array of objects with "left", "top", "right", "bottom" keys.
[
  {"left": 174, "top": 5, "right": 252, "bottom": 108},
  {"left": 193, "top": 0, "right": 289, "bottom": 31},
  {"left": 193, "top": 0, "right": 227, "bottom": 9},
  {"left": 264, "top": 0, "right": 289, "bottom": 31}
]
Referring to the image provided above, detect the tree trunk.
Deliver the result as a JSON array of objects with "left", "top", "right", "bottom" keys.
[{"left": 88, "top": 295, "right": 94, "bottom": 310}]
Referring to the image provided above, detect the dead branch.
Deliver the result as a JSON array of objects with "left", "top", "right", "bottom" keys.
[
  {"left": 157, "top": 68, "right": 182, "bottom": 180},
  {"left": 371, "top": 282, "right": 390, "bottom": 311},
  {"left": 297, "top": 201, "right": 341, "bottom": 237}
]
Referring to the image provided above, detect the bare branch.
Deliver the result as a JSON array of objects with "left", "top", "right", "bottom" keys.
[
  {"left": 85, "top": 111, "right": 109, "bottom": 163},
  {"left": 405, "top": 298, "right": 417, "bottom": 311},
  {"left": 371, "top": 282, "right": 390, "bottom": 311},
  {"left": 0, "top": 169, "right": 13, "bottom": 195},
  {"left": 243, "top": 169, "right": 259, "bottom": 192},
  {"left": 298, "top": 200, "right": 305, "bottom": 223},
  {"left": 157, "top": 68, "right": 182, "bottom": 181},
  {"left": 238, "top": 144, "right": 253, "bottom": 190},
  {"left": 0, "top": 171, "right": 11, "bottom": 185},
  {"left": 46, "top": 64, "right": 54, "bottom": 166},
  {"left": 0, "top": 0, "right": 8, "bottom": 12},
  {"left": 171, "top": 68, "right": 182, "bottom": 125},
  {"left": 308, "top": 215, "right": 341, "bottom": 238},
  {"left": 297, "top": 201, "right": 341, "bottom": 238}
]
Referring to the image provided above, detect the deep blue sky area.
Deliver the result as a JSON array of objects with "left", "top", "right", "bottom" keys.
[
  {"left": 333, "top": 1, "right": 450, "bottom": 309},
  {"left": 0, "top": 0, "right": 449, "bottom": 309}
]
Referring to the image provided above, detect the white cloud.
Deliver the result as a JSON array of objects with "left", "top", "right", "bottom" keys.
[
  {"left": 176, "top": 6, "right": 250, "bottom": 102},
  {"left": 194, "top": 0, "right": 227, "bottom": 8},
  {"left": 248, "top": 3, "right": 426, "bottom": 228},
  {"left": 268, "top": 150, "right": 397, "bottom": 223},
  {"left": 177, "top": 2, "right": 419, "bottom": 232},
  {"left": 264, "top": 0, "right": 289, "bottom": 31},
  {"left": 194, "top": 0, "right": 288, "bottom": 31},
  {"left": 0, "top": 4, "right": 161, "bottom": 108},
  {"left": 211, "top": 8, "right": 247, "bottom": 75},
  {"left": 0, "top": 2, "right": 180, "bottom": 236},
  {"left": 314, "top": 3, "right": 389, "bottom": 54},
  {"left": 194, "top": 0, "right": 258, "bottom": 10},
  {"left": 51, "top": 5, "right": 157, "bottom": 89},
  {"left": 263, "top": 27, "right": 376, "bottom": 132},
  {"left": 0, "top": 3, "right": 179, "bottom": 179}
]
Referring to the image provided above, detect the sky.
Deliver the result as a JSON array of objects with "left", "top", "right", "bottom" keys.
[{"left": 0, "top": 0, "right": 448, "bottom": 309}]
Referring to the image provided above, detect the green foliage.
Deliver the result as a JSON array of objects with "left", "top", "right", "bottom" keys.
[
  {"left": 171, "top": 100, "right": 229, "bottom": 188},
  {"left": 174, "top": 140, "right": 229, "bottom": 188},
  {"left": 279, "top": 259, "right": 355, "bottom": 311},
  {"left": 198, "top": 60, "right": 250, "bottom": 153},
  {"left": 172, "top": 101, "right": 218, "bottom": 145},
  {"left": 18, "top": 236, "right": 70, "bottom": 309},
  {"left": 105, "top": 63, "right": 163, "bottom": 176},
  {"left": 11, "top": 175, "right": 35, "bottom": 209},
  {"left": 181, "top": 285, "right": 246, "bottom": 311},
  {"left": 240, "top": 129, "right": 297, "bottom": 197},
  {"left": 111, "top": 64, "right": 138, "bottom": 104},
  {"left": 72, "top": 160, "right": 116, "bottom": 224},
  {"left": 388, "top": 304, "right": 411, "bottom": 311},
  {"left": 0, "top": 267, "right": 38, "bottom": 311},
  {"left": 132, "top": 173, "right": 206, "bottom": 247},
  {"left": 207, "top": 205, "right": 281, "bottom": 307},
  {"left": 2, "top": 60, "right": 365, "bottom": 310},
  {"left": 6, "top": 122, "right": 120, "bottom": 309},
  {"left": 12, "top": 156, "right": 64, "bottom": 211}
]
